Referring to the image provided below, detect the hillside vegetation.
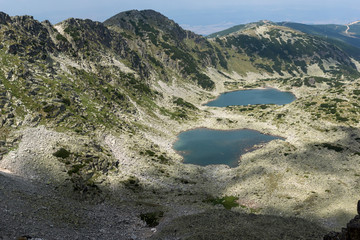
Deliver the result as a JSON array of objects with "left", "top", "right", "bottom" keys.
[{"left": 210, "top": 20, "right": 360, "bottom": 60}]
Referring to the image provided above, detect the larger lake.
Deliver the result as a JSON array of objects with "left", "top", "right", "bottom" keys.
[
  {"left": 173, "top": 128, "right": 283, "bottom": 168},
  {"left": 205, "top": 88, "right": 296, "bottom": 107}
]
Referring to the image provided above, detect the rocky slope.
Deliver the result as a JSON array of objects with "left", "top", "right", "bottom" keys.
[
  {"left": 209, "top": 20, "right": 360, "bottom": 78},
  {"left": 210, "top": 20, "right": 360, "bottom": 62},
  {"left": 1, "top": 10, "right": 360, "bottom": 239}
]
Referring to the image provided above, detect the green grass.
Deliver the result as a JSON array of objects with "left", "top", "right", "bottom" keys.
[
  {"left": 316, "top": 143, "right": 345, "bottom": 152},
  {"left": 205, "top": 195, "right": 239, "bottom": 210},
  {"left": 56, "top": 34, "right": 68, "bottom": 42},
  {"left": 173, "top": 97, "right": 197, "bottom": 110},
  {"left": 53, "top": 148, "right": 71, "bottom": 159},
  {"left": 145, "top": 150, "right": 155, "bottom": 156},
  {"left": 67, "top": 164, "right": 84, "bottom": 175},
  {"left": 207, "top": 24, "right": 247, "bottom": 38}
]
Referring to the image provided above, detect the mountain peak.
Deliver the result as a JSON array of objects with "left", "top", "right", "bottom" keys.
[
  {"left": 0, "top": 12, "right": 35, "bottom": 25},
  {"left": 0, "top": 12, "right": 11, "bottom": 24},
  {"left": 103, "top": 9, "right": 172, "bottom": 28},
  {"left": 207, "top": 20, "right": 277, "bottom": 38},
  {"left": 259, "top": 20, "right": 273, "bottom": 24},
  {"left": 103, "top": 9, "right": 195, "bottom": 41}
]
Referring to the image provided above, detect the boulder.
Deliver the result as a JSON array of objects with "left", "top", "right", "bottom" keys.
[
  {"left": 347, "top": 216, "right": 360, "bottom": 240},
  {"left": 324, "top": 200, "right": 360, "bottom": 240}
]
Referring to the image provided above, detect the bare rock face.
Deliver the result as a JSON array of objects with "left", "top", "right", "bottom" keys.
[
  {"left": 324, "top": 200, "right": 360, "bottom": 240},
  {"left": 347, "top": 216, "right": 360, "bottom": 240},
  {"left": 0, "top": 12, "right": 11, "bottom": 25}
]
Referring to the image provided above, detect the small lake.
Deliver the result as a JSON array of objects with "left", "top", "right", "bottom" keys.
[
  {"left": 205, "top": 88, "right": 296, "bottom": 107},
  {"left": 173, "top": 128, "right": 283, "bottom": 168}
]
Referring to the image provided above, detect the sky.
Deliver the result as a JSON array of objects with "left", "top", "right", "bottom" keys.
[{"left": 1, "top": 0, "right": 359, "bottom": 35}]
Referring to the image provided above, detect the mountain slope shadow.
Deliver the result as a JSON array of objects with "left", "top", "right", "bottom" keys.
[
  {"left": 219, "top": 126, "right": 360, "bottom": 231},
  {"left": 0, "top": 170, "right": 157, "bottom": 239},
  {"left": 150, "top": 209, "right": 327, "bottom": 240}
]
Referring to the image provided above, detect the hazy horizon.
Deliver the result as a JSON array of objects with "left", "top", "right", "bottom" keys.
[{"left": 0, "top": 0, "right": 358, "bottom": 35}]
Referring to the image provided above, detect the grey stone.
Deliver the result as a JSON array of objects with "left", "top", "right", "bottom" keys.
[{"left": 7, "top": 70, "right": 13, "bottom": 80}]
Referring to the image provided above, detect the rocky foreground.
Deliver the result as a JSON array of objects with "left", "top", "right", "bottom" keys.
[{"left": 324, "top": 201, "right": 360, "bottom": 240}]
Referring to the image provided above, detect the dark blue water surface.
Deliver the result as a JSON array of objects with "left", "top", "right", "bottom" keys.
[
  {"left": 205, "top": 88, "right": 296, "bottom": 107},
  {"left": 173, "top": 128, "right": 283, "bottom": 167}
]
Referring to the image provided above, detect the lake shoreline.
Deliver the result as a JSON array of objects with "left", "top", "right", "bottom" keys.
[
  {"left": 173, "top": 128, "right": 283, "bottom": 167},
  {"left": 203, "top": 87, "right": 296, "bottom": 107}
]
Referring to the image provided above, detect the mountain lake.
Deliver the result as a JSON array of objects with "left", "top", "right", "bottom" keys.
[
  {"left": 205, "top": 88, "right": 296, "bottom": 107},
  {"left": 173, "top": 88, "right": 294, "bottom": 167},
  {"left": 173, "top": 128, "right": 284, "bottom": 167}
]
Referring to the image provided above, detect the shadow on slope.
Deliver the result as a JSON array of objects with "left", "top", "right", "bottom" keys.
[
  {"left": 0, "top": 170, "right": 154, "bottom": 239},
  {"left": 150, "top": 209, "right": 327, "bottom": 240},
  {"left": 222, "top": 126, "right": 360, "bottom": 229}
]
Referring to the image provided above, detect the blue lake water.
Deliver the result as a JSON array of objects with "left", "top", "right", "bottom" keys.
[
  {"left": 173, "top": 128, "right": 283, "bottom": 168},
  {"left": 205, "top": 88, "right": 296, "bottom": 107}
]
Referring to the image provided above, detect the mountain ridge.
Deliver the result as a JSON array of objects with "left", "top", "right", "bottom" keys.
[{"left": 209, "top": 20, "right": 360, "bottom": 60}]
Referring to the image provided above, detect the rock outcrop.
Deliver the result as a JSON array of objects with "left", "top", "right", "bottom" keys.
[
  {"left": 0, "top": 12, "right": 11, "bottom": 25},
  {"left": 324, "top": 201, "right": 360, "bottom": 240}
]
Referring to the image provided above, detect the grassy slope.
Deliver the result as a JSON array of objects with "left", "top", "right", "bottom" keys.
[{"left": 278, "top": 22, "right": 360, "bottom": 59}]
